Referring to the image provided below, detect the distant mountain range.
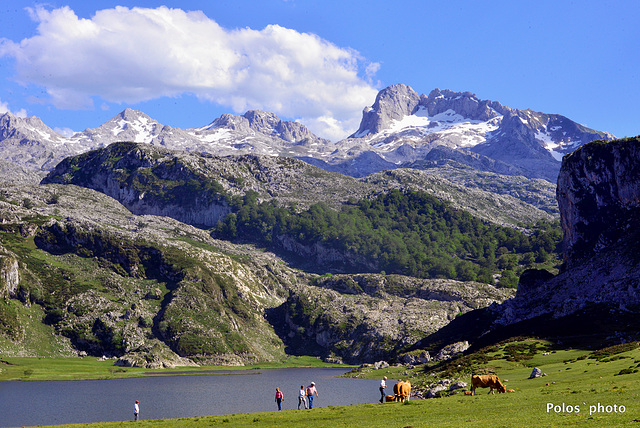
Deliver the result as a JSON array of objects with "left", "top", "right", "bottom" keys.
[{"left": 0, "top": 84, "right": 614, "bottom": 182}]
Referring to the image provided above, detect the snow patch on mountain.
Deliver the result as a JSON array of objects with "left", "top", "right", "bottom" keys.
[
  {"left": 535, "top": 129, "right": 564, "bottom": 161},
  {"left": 360, "top": 105, "right": 502, "bottom": 153}
]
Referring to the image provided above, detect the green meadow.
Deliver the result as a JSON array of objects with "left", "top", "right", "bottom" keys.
[
  {"left": 0, "top": 355, "right": 341, "bottom": 382},
  {"left": 3, "top": 340, "right": 640, "bottom": 427}
]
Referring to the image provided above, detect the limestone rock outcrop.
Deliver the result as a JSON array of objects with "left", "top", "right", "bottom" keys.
[
  {"left": 498, "top": 137, "right": 640, "bottom": 324},
  {"left": 557, "top": 137, "right": 640, "bottom": 266},
  {"left": 0, "top": 248, "right": 19, "bottom": 299}
]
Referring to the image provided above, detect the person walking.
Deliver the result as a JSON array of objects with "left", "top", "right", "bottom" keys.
[
  {"left": 298, "top": 385, "right": 308, "bottom": 409},
  {"left": 134, "top": 400, "right": 140, "bottom": 421},
  {"left": 306, "top": 382, "right": 319, "bottom": 409},
  {"left": 275, "top": 387, "right": 284, "bottom": 411},
  {"left": 379, "top": 376, "right": 387, "bottom": 403}
]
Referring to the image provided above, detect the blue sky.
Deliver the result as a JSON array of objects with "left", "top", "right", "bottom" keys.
[{"left": 0, "top": 0, "right": 638, "bottom": 141}]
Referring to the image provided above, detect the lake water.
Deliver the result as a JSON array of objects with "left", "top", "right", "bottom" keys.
[{"left": 0, "top": 368, "right": 391, "bottom": 427}]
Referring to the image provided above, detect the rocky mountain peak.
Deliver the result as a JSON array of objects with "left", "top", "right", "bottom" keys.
[
  {"left": 118, "top": 108, "right": 153, "bottom": 122},
  {"left": 243, "top": 109, "right": 281, "bottom": 129},
  {"left": 422, "top": 88, "right": 507, "bottom": 122},
  {"left": 71, "top": 109, "right": 164, "bottom": 146},
  {"left": 0, "top": 111, "right": 62, "bottom": 141},
  {"left": 0, "top": 112, "right": 20, "bottom": 139},
  {"left": 350, "top": 84, "right": 421, "bottom": 138},
  {"left": 208, "top": 109, "right": 323, "bottom": 144}
]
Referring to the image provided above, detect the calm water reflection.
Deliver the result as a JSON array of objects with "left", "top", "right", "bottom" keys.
[{"left": 0, "top": 367, "right": 389, "bottom": 427}]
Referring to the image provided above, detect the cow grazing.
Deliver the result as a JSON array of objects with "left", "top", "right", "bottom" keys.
[
  {"left": 385, "top": 394, "right": 396, "bottom": 402},
  {"left": 471, "top": 374, "right": 507, "bottom": 395},
  {"left": 393, "top": 381, "right": 411, "bottom": 402}
]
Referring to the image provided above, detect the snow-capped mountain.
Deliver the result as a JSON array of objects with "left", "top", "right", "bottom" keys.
[
  {"left": 0, "top": 84, "right": 615, "bottom": 182},
  {"left": 187, "top": 110, "right": 332, "bottom": 157},
  {"left": 327, "top": 85, "right": 615, "bottom": 181},
  {"left": 0, "top": 108, "right": 332, "bottom": 173},
  {"left": 0, "top": 112, "right": 84, "bottom": 170},
  {"left": 69, "top": 108, "right": 333, "bottom": 157}
]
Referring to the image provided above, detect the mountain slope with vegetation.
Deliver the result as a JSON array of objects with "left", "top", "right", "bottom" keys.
[
  {"left": 41, "top": 142, "right": 555, "bottom": 228},
  {"left": 0, "top": 182, "right": 514, "bottom": 365},
  {"left": 215, "top": 188, "right": 561, "bottom": 285}
]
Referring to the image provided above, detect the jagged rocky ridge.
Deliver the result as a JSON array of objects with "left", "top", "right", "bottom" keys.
[
  {"left": 0, "top": 84, "right": 613, "bottom": 185},
  {"left": 41, "top": 142, "right": 555, "bottom": 228},
  {"left": 335, "top": 85, "right": 614, "bottom": 181},
  {"left": 0, "top": 108, "right": 333, "bottom": 177}
]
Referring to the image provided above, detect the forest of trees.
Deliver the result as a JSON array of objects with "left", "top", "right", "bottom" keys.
[{"left": 215, "top": 189, "right": 562, "bottom": 287}]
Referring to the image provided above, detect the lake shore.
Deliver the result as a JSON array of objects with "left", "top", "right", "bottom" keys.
[
  {"left": 0, "top": 355, "right": 352, "bottom": 382},
  {"left": 3, "top": 342, "right": 639, "bottom": 427}
]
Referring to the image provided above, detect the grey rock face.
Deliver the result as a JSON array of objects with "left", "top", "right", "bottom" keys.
[
  {"left": 422, "top": 88, "right": 507, "bottom": 121},
  {"left": 434, "top": 341, "right": 470, "bottom": 361},
  {"left": 497, "top": 137, "right": 640, "bottom": 324},
  {"left": 210, "top": 110, "right": 325, "bottom": 145},
  {"left": 557, "top": 137, "right": 640, "bottom": 266},
  {"left": 0, "top": 250, "right": 19, "bottom": 299},
  {"left": 350, "top": 84, "right": 421, "bottom": 138}
]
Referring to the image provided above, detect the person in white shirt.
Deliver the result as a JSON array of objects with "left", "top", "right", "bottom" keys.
[
  {"left": 379, "top": 377, "right": 387, "bottom": 403},
  {"left": 134, "top": 400, "right": 140, "bottom": 421},
  {"left": 298, "top": 385, "right": 308, "bottom": 409}
]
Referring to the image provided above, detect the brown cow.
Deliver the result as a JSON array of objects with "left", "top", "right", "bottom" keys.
[
  {"left": 393, "top": 381, "right": 411, "bottom": 402},
  {"left": 385, "top": 394, "right": 396, "bottom": 402},
  {"left": 464, "top": 390, "right": 473, "bottom": 396},
  {"left": 471, "top": 374, "right": 507, "bottom": 395}
]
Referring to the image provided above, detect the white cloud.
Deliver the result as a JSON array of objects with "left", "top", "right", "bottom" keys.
[
  {"left": 54, "top": 127, "right": 76, "bottom": 137},
  {"left": 0, "top": 99, "right": 27, "bottom": 118},
  {"left": 0, "top": 6, "right": 379, "bottom": 140}
]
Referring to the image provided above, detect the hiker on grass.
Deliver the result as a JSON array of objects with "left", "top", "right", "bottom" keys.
[
  {"left": 379, "top": 376, "right": 387, "bottom": 403},
  {"left": 298, "top": 385, "right": 308, "bottom": 409},
  {"left": 306, "top": 382, "right": 319, "bottom": 409},
  {"left": 275, "top": 387, "right": 284, "bottom": 411}
]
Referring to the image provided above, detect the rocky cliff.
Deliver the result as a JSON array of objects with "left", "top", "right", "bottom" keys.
[
  {"left": 557, "top": 137, "right": 640, "bottom": 266},
  {"left": 497, "top": 136, "right": 640, "bottom": 323},
  {"left": 275, "top": 274, "right": 513, "bottom": 363}
]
